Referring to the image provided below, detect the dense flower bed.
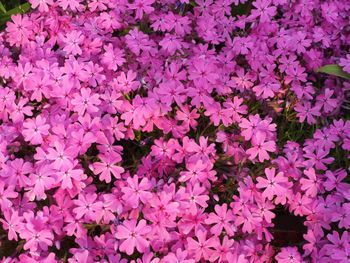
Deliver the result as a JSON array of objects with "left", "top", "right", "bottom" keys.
[{"left": 0, "top": 0, "right": 349, "bottom": 262}]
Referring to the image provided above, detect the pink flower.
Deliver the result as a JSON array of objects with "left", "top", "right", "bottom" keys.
[
  {"left": 60, "top": 30, "right": 85, "bottom": 56},
  {"left": 162, "top": 248, "right": 195, "bottom": 263},
  {"left": 58, "top": 0, "right": 83, "bottom": 11},
  {"left": 275, "top": 247, "right": 302, "bottom": 263},
  {"left": 10, "top": 98, "right": 33, "bottom": 122},
  {"left": 56, "top": 161, "right": 86, "bottom": 190},
  {"left": 129, "top": 0, "right": 155, "bottom": 20},
  {"left": 116, "top": 219, "right": 151, "bottom": 255},
  {"left": 235, "top": 207, "right": 262, "bottom": 233},
  {"left": 28, "top": 165, "right": 56, "bottom": 201},
  {"left": 22, "top": 115, "right": 50, "bottom": 145},
  {"left": 0, "top": 210, "right": 22, "bottom": 241},
  {"left": 340, "top": 54, "right": 350, "bottom": 74},
  {"left": 300, "top": 168, "right": 320, "bottom": 197},
  {"left": 205, "top": 203, "right": 236, "bottom": 236},
  {"left": 73, "top": 193, "right": 103, "bottom": 221},
  {"left": 121, "top": 175, "right": 153, "bottom": 209},
  {"left": 187, "top": 229, "right": 218, "bottom": 261},
  {"left": 251, "top": 0, "right": 276, "bottom": 23},
  {"left": 29, "top": 0, "right": 54, "bottom": 12},
  {"left": 101, "top": 44, "right": 126, "bottom": 71},
  {"left": 186, "top": 183, "right": 209, "bottom": 215},
  {"left": 6, "top": 14, "right": 33, "bottom": 46},
  {"left": 0, "top": 181, "right": 18, "bottom": 210},
  {"left": 295, "top": 102, "right": 321, "bottom": 124},
  {"left": 92, "top": 154, "right": 124, "bottom": 183},
  {"left": 71, "top": 88, "right": 101, "bottom": 115},
  {"left": 246, "top": 132, "right": 276, "bottom": 162},
  {"left": 19, "top": 212, "right": 54, "bottom": 252},
  {"left": 256, "top": 168, "right": 291, "bottom": 201},
  {"left": 179, "top": 159, "right": 212, "bottom": 184},
  {"left": 46, "top": 141, "right": 77, "bottom": 170}
]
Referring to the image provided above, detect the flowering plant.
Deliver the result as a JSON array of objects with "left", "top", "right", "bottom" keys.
[{"left": 0, "top": 0, "right": 349, "bottom": 262}]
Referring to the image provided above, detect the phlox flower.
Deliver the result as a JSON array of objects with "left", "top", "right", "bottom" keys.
[
  {"left": 295, "top": 101, "right": 321, "bottom": 124},
  {"left": 6, "top": 15, "right": 33, "bottom": 47},
  {"left": 275, "top": 247, "right": 302, "bottom": 263},
  {"left": 187, "top": 229, "right": 218, "bottom": 261},
  {"left": 60, "top": 30, "right": 85, "bottom": 56},
  {"left": 71, "top": 88, "right": 101, "bottom": 115},
  {"left": 46, "top": 141, "right": 77, "bottom": 170},
  {"left": 246, "top": 132, "right": 276, "bottom": 162},
  {"left": 300, "top": 168, "right": 320, "bottom": 197},
  {"left": 19, "top": 212, "right": 54, "bottom": 252},
  {"left": 251, "top": 0, "right": 277, "bottom": 23},
  {"left": 116, "top": 219, "right": 151, "bottom": 255},
  {"left": 58, "top": 0, "right": 83, "bottom": 11},
  {"left": 256, "top": 168, "right": 291, "bottom": 201},
  {"left": 22, "top": 115, "right": 50, "bottom": 145},
  {"left": 56, "top": 161, "right": 86, "bottom": 190},
  {"left": 29, "top": 0, "right": 54, "bottom": 12},
  {"left": 73, "top": 193, "right": 103, "bottom": 221},
  {"left": 0, "top": 209, "right": 22, "bottom": 241},
  {"left": 186, "top": 183, "right": 209, "bottom": 215},
  {"left": 28, "top": 164, "right": 56, "bottom": 201},
  {"left": 92, "top": 154, "right": 124, "bottom": 183},
  {"left": 162, "top": 248, "right": 195, "bottom": 263},
  {"left": 205, "top": 203, "right": 236, "bottom": 236},
  {"left": 121, "top": 175, "right": 153, "bottom": 209},
  {"left": 339, "top": 54, "right": 350, "bottom": 74},
  {"left": 0, "top": 181, "right": 18, "bottom": 211},
  {"left": 129, "top": 0, "right": 154, "bottom": 20},
  {"left": 101, "top": 44, "right": 126, "bottom": 71}
]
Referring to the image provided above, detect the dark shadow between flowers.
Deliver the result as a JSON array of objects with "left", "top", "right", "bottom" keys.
[{"left": 271, "top": 206, "right": 307, "bottom": 248}]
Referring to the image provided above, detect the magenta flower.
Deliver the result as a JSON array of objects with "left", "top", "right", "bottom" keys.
[
  {"left": 22, "top": 115, "right": 50, "bottom": 145},
  {"left": 6, "top": 14, "right": 32, "bottom": 47},
  {"left": 28, "top": 164, "right": 55, "bottom": 201},
  {"left": 251, "top": 0, "right": 276, "bottom": 23},
  {"left": 256, "top": 168, "right": 291, "bottom": 201},
  {"left": 0, "top": 0, "right": 348, "bottom": 261},
  {"left": 300, "top": 168, "right": 320, "bottom": 197},
  {"left": 340, "top": 54, "right": 350, "bottom": 74},
  {"left": 0, "top": 210, "right": 22, "bottom": 241},
  {"left": 46, "top": 141, "right": 77, "bottom": 170},
  {"left": 58, "top": 0, "right": 82, "bottom": 11},
  {"left": 29, "top": 0, "right": 53, "bottom": 12},
  {"left": 246, "top": 132, "right": 276, "bottom": 162},
  {"left": 187, "top": 229, "right": 218, "bottom": 261},
  {"left": 92, "top": 154, "right": 124, "bottom": 183},
  {"left": 73, "top": 193, "right": 103, "bottom": 221},
  {"left": 121, "top": 175, "right": 153, "bottom": 209},
  {"left": 71, "top": 88, "right": 101, "bottom": 115},
  {"left": 101, "top": 44, "right": 126, "bottom": 71},
  {"left": 116, "top": 219, "right": 151, "bottom": 255},
  {"left": 275, "top": 247, "right": 302, "bottom": 263},
  {"left": 56, "top": 161, "right": 86, "bottom": 190},
  {"left": 0, "top": 181, "right": 18, "bottom": 210},
  {"left": 19, "top": 212, "right": 54, "bottom": 252},
  {"left": 205, "top": 203, "right": 236, "bottom": 236},
  {"left": 129, "top": 0, "right": 155, "bottom": 20}
]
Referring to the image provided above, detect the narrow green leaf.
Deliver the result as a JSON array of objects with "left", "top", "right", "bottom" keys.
[
  {"left": 6, "top": 2, "right": 30, "bottom": 16},
  {"left": 316, "top": 64, "right": 350, "bottom": 81},
  {"left": 0, "top": 2, "right": 31, "bottom": 26},
  {"left": 0, "top": 2, "right": 6, "bottom": 14}
]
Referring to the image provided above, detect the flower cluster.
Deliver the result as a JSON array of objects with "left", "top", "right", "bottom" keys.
[{"left": 0, "top": 0, "right": 349, "bottom": 262}]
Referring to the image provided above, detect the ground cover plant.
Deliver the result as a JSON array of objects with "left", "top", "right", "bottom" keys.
[{"left": 0, "top": 0, "right": 349, "bottom": 262}]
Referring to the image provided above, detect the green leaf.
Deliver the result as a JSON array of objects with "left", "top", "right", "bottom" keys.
[
  {"left": 316, "top": 64, "right": 350, "bottom": 81},
  {"left": 0, "top": 2, "right": 6, "bottom": 14},
  {"left": 0, "top": 2, "right": 31, "bottom": 26},
  {"left": 5, "top": 2, "right": 30, "bottom": 16}
]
